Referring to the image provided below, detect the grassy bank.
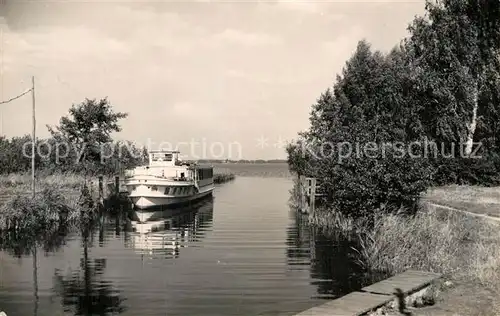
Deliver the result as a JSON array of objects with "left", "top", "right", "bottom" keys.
[
  {"left": 356, "top": 204, "right": 500, "bottom": 283},
  {"left": 0, "top": 172, "right": 101, "bottom": 234},
  {"left": 0, "top": 172, "right": 98, "bottom": 194},
  {"left": 425, "top": 185, "right": 500, "bottom": 218},
  {"left": 306, "top": 185, "right": 500, "bottom": 315}
]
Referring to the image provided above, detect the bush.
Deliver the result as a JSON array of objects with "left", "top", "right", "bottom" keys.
[
  {"left": 432, "top": 154, "right": 500, "bottom": 187},
  {"left": 307, "top": 141, "right": 433, "bottom": 219}
]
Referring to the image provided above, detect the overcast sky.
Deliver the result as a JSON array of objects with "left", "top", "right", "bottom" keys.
[{"left": 0, "top": 0, "right": 425, "bottom": 159}]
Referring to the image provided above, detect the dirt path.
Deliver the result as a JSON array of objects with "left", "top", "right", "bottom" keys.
[
  {"left": 426, "top": 201, "right": 500, "bottom": 222},
  {"left": 412, "top": 196, "right": 500, "bottom": 316}
]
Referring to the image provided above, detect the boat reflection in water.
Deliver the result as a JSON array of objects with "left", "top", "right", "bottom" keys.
[{"left": 126, "top": 197, "right": 214, "bottom": 259}]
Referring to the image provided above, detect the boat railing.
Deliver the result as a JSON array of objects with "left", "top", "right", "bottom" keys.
[{"left": 124, "top": 170, "right": 193, "bottom": 182}]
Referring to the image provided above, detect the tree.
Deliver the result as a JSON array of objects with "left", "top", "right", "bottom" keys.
[
  {"left": 0, "top": 135, "right": 43, "bottom": 174},
  {"left": 288, "top": 40, "right": 433, "bottom": 218},
  {"left": 47, "top": 98, "right": 128, "bottom": 174},
  {"left": 405, "top": 0, "right": 500, "bottom": 156}
]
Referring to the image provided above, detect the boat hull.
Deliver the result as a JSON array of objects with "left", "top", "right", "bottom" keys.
[{"left": 130, "top": 189, "right": 213, "bottom": 210}]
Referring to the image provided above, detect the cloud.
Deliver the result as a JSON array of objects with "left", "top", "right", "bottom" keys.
[
  {"left": 0, "top": 1, "right": 427, "bottom": 159},
  {"left": 321, "top": 26, "right": 366, "bottom": 59},
  {"left": 275, "top": 0, "right": 323, "bottom": 14},
  {"left": 170, "top": 102, "right": 215, "bottom": 120},
  {"left": 211, "top": 28, "right": 282, "bottom": 47}
]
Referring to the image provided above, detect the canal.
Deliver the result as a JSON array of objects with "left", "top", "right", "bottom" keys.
[{"left": 0, "top": 163, "right": 365, "bottom": 316}]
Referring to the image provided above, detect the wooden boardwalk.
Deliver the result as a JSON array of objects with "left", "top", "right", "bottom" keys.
[
  {"left": 294, "top": 292, "right": 393, "bottom": 316},
  {"left": 361, "top": 269, "right": 441, "bottom": 295},
  {"left": 293, "top": 270, "right": 442, "bottom": 316}
]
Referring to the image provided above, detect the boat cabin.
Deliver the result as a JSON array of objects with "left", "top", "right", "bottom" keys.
[{"left": 148, "top": 150, "right": 180, "bottom": 167}]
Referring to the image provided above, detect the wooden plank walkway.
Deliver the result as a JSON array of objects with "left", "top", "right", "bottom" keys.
[
  {"left": 293, "top": 270, "right": 442, "bottom": 316},
  {"left": 294, "top": 292, "right": 393, "bottom": 316},
  {"left": 361, "top": 269, "right": 442, "bottom": 295}
]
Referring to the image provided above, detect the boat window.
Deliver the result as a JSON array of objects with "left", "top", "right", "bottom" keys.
[{"left": 152, "top": 153, "right": 173, "bottom": 162}]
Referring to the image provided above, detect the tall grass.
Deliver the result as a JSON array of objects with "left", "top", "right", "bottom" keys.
[
  {"left": 0, "top": 172, "right": 96, "bottom": 193},
  {"left": 312, "top": 203, "right": 500, "bottom": 291},
  {"left": 0, "top": 172, "right": 101, "bottom": 258},
  {"left": 0, "top": 182, "right": 101, "bottom": 258},
  {"left": 0, "top": 185, "right": 98, "bottom": 230}
]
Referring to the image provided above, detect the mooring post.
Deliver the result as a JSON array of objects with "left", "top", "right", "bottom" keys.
[
  {"left": 98, "top": 176, "right": 104, "bottom": 198},
  {"left": 299, "top": 175, "right": 306, "bottom": 213},
  {"left": 305, "top": 177, "right": 312, "bottom": 214},
  {"left": 115, "top": 175, "right": 120, "bottom": 195},
  {"left": 310, "top": 178, "right": 316, "bottom": 216},
  {"left": 98, "top": 175, "right": 104, "bottom": 208}
]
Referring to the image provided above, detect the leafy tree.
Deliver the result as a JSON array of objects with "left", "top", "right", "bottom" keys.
[
  {"left": 288, "top": 40, "right": 433, "bottom": 219},
  {"left": 288, "top": 0, "right": 500, "bottom": 219},
  {"left": 405, "top": 0, "right": 500, "bottom": 156},
  {"left": 47, "top": 98, "right": 128, "bottom": 174},
  {"left": 0, "top": 135, "right": 43, "bottom": 174}
]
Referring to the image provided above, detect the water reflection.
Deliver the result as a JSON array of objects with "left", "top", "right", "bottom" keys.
[
  {"left": 0, "top": 215, "right": 79, "bottom": 316},
  {"left": 53, "top": 220, "right": 127, "bottom": 315},
  {"left": 126, "top": 198, "right": 214, "bottom": 259},
  {"left": 0, "top": 176, "right": 373, "bottom": 315},
  {"left": 286, "top": 210, "right": 367, "bottom": 300}
]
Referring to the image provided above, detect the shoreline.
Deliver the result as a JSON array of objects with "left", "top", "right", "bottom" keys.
[{"left": 298, "top": 183, "right": 500, "bottom": 316}]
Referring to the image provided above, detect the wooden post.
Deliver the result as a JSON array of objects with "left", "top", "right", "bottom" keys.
[
  {"left": 98, "top": 176, "right": 104, "bottom": 198},
  {"left": 310, "top": 178, "right": 316, "bottom": 216},
  {"left": 31, "top": 76, "right": 36, "bottom": 198},
  {"left": 299, "top": 175, "right": 306, "bottom": 213},
  {"left": 115, "top": 175, "right": 120, "bottom": 195},
  {"left": 310, "top": 225, "right": 317, "bottom": 261},
  {"left": 97, "top": 176, "right": 104, "bottom": 208}
]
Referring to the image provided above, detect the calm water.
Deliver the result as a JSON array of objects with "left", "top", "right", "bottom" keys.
[{"left": 0, "top": 164, "right": 365, "bottom": 316}]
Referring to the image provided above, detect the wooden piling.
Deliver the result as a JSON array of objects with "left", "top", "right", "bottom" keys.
[
  {"left": 298, "top": 176, "right": 317, "bottom": 214},
  {"left": 309, "top": 178, "right": 316, "bottom": 216},
  {"left": 115, "top": 176, "right": 120, "bottom": 195},
  {"left": 98, "top": 176, "right": 104, "bottom": 198},
  {"left": 299, "top": 175, "right": 307, "bottom": 213},
  {"left": 98, "top": 175, "right": 104, "bottom": 207}
]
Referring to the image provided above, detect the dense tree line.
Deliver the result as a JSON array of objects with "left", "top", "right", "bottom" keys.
[
  {"left": 287, "top": 0, "right": 500, "bottom": 218},
  {"left": 0, "top": 98, "right": 146, "bottom": 176}
]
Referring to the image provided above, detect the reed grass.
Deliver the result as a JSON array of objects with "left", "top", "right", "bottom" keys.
[
  {"left": 358, "top": 204, "right": 499, "bottom": 280},
  {"left": 0, "top": 172, "right": 97, "bottom": 194},
  {"left": 0, "top": 171, "right": 101, "bottom": 246},
  {"left": 0, "top": 185, "right": 98, "bottom": 231},
  {"left": 213, "top": 170, "right": 235, "bottom": 184},
  {"left": 310, "top": 201, "right": 500, "bottom": 294}
]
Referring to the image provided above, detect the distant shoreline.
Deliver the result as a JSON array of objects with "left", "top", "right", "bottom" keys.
[{"left": 202, "top": 160, "right": 287, "bottom": 164}]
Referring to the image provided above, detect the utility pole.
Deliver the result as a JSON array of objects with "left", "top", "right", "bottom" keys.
[
  {"left": 1, "top": 27, "right": 3, "bottom": 137},
  {"left": 32, "top": 76, "right": 36, "bottom": 198},
  {"left": 0, "top": 77, "right": 35, "bottom": 195}
]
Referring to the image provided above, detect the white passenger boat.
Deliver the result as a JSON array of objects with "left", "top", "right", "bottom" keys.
[{"left": 124, "top": 150, "right": 214, "bottom": 210}]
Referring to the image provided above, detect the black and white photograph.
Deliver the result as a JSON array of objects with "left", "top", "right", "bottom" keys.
[{"left": 0, "top": 0, "right": 500, "bottom": 315}]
